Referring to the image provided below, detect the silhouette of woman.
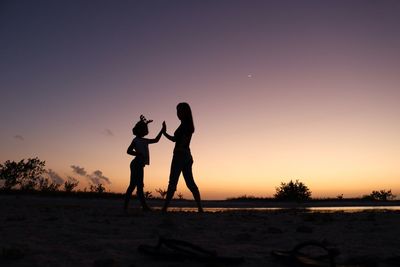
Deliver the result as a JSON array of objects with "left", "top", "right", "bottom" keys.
[{"left": 162, "top": 103, "right": 203, "bottom": 212}]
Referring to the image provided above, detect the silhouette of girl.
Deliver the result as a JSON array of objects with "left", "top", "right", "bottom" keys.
[
  {"left": 162, "top": 103, "right": 203, "bottom": 212},
  {"left": 124, "top": 115, "right": 165, "bottom": 212}
]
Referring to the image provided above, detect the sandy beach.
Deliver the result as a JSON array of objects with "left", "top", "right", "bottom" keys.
[{"left": 1, "top": 195, "right": 399, "bottom": 267}]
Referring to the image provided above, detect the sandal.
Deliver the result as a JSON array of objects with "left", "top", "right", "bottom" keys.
[
  {"left": 271, "top": 241, "right": 377, "bottom": 267},
  {"left": 138, "top": 236, "right": 244, "bottom": 264},
  {"left": 271, "top": 241, "right": 338, "bottom": 267}
]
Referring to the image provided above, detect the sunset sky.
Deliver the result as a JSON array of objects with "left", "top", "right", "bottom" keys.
[{"left": 1, "top": 1, "right": 400, "bottom": 199}]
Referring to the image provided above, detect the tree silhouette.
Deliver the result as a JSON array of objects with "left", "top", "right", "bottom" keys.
[
  {"left": 274, "top": 179, "right": 311, "bottom": 201},
  {"left": 0, "top": 158, "right": 45, "bottom": 190}
]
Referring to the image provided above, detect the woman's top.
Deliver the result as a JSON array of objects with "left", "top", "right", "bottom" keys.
[
  {"left": 173, "top": 122, "right": 193, "bottom": 155},
  {"left": 133, "top": 137, "right": 150, "bottom": 165}
]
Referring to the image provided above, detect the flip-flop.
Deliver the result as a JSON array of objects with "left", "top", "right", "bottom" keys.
[
  {"left": 271, "top": 241, "right": 339, "bottom": 267},
  {"left": 138, "top": 236, "right": 244, "bottom": 264},
  {"left": 271, "top": 241, "right": 377, "bottom": 267}
]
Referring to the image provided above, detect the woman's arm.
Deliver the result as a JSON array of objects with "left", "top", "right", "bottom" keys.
[
  {"left": 162, "top": 122, "right": 177, "bottom": 142},
  {"left": 160, "top": 121, "right": 176, "bottom": 142},
  {"left": 163, "top": 131, "right": 176, "bottom": 142}
]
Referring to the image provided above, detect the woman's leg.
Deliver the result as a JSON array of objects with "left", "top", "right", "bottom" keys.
[
  {"left": 162, "top": 157, "right": 182, "bottom": 212},
  {"left": 182, "top": 157, "right": 203, "bottom": 212}
]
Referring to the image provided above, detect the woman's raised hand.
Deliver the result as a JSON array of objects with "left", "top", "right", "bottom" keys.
[{"left": 162, "top": 121, "right": 167, "bottom": 133}]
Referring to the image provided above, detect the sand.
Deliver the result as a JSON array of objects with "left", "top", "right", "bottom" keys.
[{"left": 1, "top": 195, "right": 399, "bottom": 266}]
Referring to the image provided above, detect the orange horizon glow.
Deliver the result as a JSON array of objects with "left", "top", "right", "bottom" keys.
[{"left": 1, "top": 1, "right": 400, "bottom": 200}]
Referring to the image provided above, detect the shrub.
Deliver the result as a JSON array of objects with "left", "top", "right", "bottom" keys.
[
  {"left": 363, "top": 189, "right": 395, "bottom": 201},
  {"left": 64, "top": 177, "right": 79, "bottom": 193},
  {"left": 144, "top": 191, "right": 153, "bottom": 199},
  {"left": 0, "top": 158, "right": 46, "bottom": 190},
  {"left": 274, "top": 179, "right": 311, "bottom": 201},
  {"left": 226, "top": 195, "right": 259, "bottom": 201},
  {"left": 38, "top": 177, "right": 61, "bottom": 192},
  {"left": 89, "top": 183, "right": 106, "bottom": 194},
  {"left": 155, "top": 188, "right": 167, "bottom": 199}
]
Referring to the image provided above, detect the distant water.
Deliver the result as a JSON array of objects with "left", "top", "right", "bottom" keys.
[{"left": 166, "top": 206, "right": 400, "bottom": 213}]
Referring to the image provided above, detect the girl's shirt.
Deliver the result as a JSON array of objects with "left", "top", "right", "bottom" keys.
[{"left": 133, "top": 137, "right": 150, "bottom": 165}]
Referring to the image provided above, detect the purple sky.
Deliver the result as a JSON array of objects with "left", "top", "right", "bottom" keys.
[{"left": 1, "top": 1, "right": 400, "bottom": 199}]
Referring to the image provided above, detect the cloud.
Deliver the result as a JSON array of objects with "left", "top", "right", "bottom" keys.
[
  {"left": 46, "top": 169, "right": 64, "bottom": 184},
  {"left": 14, "top": 135, "right": 24, "bottom": 141},
  {"left": 71, "top": 165, "right": 87, "bottom": 176},
  {"left": 88, "top": 170, "right": 111, "bottom": 185},
  {"left": 103, "top": 129, "right": 114, "bottom": 137},
  {"left": 70, "top": 165, "right": 111, "bottom": 185}
]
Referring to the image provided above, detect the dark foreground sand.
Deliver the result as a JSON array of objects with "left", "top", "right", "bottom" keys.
[{"left": 1, "top": 195, "right": 399, "bottom": 267}]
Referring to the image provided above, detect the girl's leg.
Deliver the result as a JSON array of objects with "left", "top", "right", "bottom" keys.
[
  {"left": 182, "top": 158, "right": 203, "bottom": 212},
  {"left": 124, "top": 182, "right": 136, "bottom": 210},
  {"left": 124, "top": 167, "right": 137, "bottom": 210},
  {"left": 162, "top": 157, "right": 182, "bottom": 212},
  {"left": 136, "top": 185, "right": 150, "bottom": 211},
  {"left": 135, "top": 165, "right": 150, "bottom": 211},
  {"left": 124, "top": 185, "right": 136, "bottom": 210}
]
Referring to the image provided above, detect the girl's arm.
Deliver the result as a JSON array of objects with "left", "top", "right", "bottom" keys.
[
  {"left": 146, "top": 121, "right": 166, "bottom": 144},
  {"left": 127, "top": 140, "right": 140, "bottom": 156},
  {"left": 147, "top": 129, "right": 163, "bottom": 144}
]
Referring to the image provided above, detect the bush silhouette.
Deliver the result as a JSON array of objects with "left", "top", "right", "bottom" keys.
[
  {"left": 363, "top": 189, "right": 395, "bottom": 201},
  {"left": 274, "top": 179, "right": 311, "bottom": 201},
  {"left": 176, "top": 192, "right": 184, "bottom": 200},
  {"left": 144, "top": 191, "right": 153, "bottom": 199},
  {"left": 0, "top": 158, "right": 46, "bottom": 190},
  {"left": 155, "top": 188, "right": 167, "bottom": 199},
  {"left": 89, "top": 183, "right": 106, "bottom": 194},
  {"left": 38, "top": 177, "right": 61, "bottom": 192},
  {"left": 64, "top": 177, "right": 79, "bottom": 193}
]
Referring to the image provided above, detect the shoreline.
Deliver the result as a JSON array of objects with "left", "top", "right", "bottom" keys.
[
  {"left": 0, "top": 194, "right": 400, "bottom": 211},
  {"left": 162, "top": 199, "right": 400, "bottom": 208},
  {"left": 2, "top": 194, "right": 400, "bottom": 209}
]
